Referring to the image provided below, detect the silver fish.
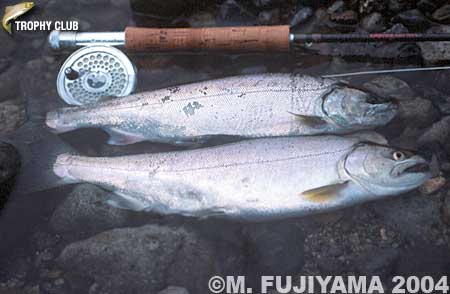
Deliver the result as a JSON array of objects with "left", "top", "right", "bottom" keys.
[
  {"left": 46, "top": 74, "right": 398, "bottom": 145},
  {"left": 50, "top": 134, "right": 429, "bottom": 220}
]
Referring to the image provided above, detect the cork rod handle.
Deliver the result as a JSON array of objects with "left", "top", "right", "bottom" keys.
[{"left": 125, "top": 26, "right": 290, "bottom": 52}]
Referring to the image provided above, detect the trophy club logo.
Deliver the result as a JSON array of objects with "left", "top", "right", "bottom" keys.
[{"left": 2, "top": 1, "right": 78, "bottom": 35}]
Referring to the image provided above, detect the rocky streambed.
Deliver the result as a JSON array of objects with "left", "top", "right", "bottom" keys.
[{"left": 0, "top": 0, "right": 450, "bottom": 294}]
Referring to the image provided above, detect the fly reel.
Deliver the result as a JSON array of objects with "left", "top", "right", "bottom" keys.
[{"left": 56, "top": 45, "right": 137, "bottom": 105}]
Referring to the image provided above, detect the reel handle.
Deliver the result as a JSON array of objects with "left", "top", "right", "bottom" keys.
[{"left": 124, "top": 25, "right": 290, "bottom": 52}]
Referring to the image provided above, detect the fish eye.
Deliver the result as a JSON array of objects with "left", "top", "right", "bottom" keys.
[{"left": 392, "top": 151, "right": 405, "bottom": 161}]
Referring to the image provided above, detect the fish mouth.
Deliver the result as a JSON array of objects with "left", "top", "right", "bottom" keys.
[
  {"left": 392, "top": 158, "right": 431, "bottom": 178},
  {"left": 403, "top": 162, "right": 430, "bottom": 174}
]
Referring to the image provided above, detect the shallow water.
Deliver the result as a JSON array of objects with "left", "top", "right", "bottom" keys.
[{"left": 0, "top": 1, "right": 449, "bottom": 293}]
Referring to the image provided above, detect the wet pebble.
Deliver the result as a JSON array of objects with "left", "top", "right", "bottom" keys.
[
  {"left": 398, "top": 97, "right": 438, "bottom": 127},
  {"left": 388, "top": 0, "right": 406, "bottom": 13},
  {"left": 420, "top": 87, "right": 450, "bottom": 115},
  {"left": 361, "top": 12, "right": 385, "bottom": 32},
  {"left": 243, "top": 221, "right": 305, "bottom": 277},
  {"left": 420, "top": 176, "right": 447, "bottom": 195},
  {"left": 391, "top": 9, "right": 431, "bottom": 30},
  {"left": 158, "top": 286, "right": 190, "bottom": 294},
  {"left": 363, "top": 75, "right": 415, "bottom": 100},
  {"left": 440, "top": 192, "right": 450, "bottom": 225},
  {"left": 418, "top": 116, "right": 450, "bottom": 145},
  {"left": 432, "top": 4, "right": 450, "bottom": 23},
  {"left": 327, "top": 0, "right": 345, "bottom": 14},
  {"left": 0, "top": 65, "right": 21, "bottom": 102},
  {"left": 58, "top": 225, "right": 244, "bottom": 294},
  {"left": 257, "top": 9, "right": 280, "bottom": 25},
  {"left": 330, "top": 10, "right": 359, "bottom": 25},
  {"left": 290, "top": 7, "right": 314, "bottom": 27},
  {"left": 50, "top": 184, "right": 131, "bottom": 241},
  {"left": 417, "top": 0, "right": 441, "bottom": 14}
]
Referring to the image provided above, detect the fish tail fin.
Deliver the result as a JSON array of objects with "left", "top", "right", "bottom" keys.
[{"left": 4, "top": 126, "right": 80, "bottom": 195}]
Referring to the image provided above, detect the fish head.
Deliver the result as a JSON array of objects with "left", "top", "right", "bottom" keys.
[
  {"left": 46, "top": 109, "right": 79, "bottom": 133},
  {"left": 343, "top": 143, "right": 431, "bottom": 197},
  {"left": 322, "top": 85, "right": 398, "bottom": 131}
]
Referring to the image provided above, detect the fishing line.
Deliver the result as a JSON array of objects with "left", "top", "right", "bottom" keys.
[{"left": 322, "top": 66, "right": 450, "bottom": 78}]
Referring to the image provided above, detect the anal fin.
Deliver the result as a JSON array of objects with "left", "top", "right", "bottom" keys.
[
  {"left": 105, "top": 191, "right": 148, "bottom": 211},
  {"left": 105, "top": 127, "right": 145, "bottom": 146},
  {"left": 301, "top": 181, "right": 349, "bottom": 203}
]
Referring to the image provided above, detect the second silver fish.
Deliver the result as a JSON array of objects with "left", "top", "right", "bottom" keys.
[{"left": 47, "top": 73, "right": 398, "bottom": 145}]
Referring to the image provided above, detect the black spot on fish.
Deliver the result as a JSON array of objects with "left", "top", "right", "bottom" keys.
[
  {"left": 183, "top": 101, "right": 204, "bottom": 116},
  {"left": 168, "top": 86, "right": 180, "bottom": 94},
  {"left": 161, "top": 96, "right": 171, "bottom": 103},
  {"left": 237, "top": 93, "right": 246, "bottom": 98}
]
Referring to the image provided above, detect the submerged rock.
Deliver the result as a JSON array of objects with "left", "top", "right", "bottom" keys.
[
  {"left": 432, "top": 4, "right": 450, "bottom": 24},
  {"left": 58, "top": 225, "right": 244, "bottom": 294},
  {"left": 0, "top": 98, "right": 26, "bottom": 135},
  {"left": 50, "top": 184, "right": 131, "bottom": 241},
  {"left": 243, "top": 221, "right": 305, "bottom": 277},
  {"left": 398, "top": 97, "right": 438, "bottom": 127},
  {"left": 361, "top": 12, "right": 385, "bottom": 32},
  {"left": 420, "top": 25, "right": 450, "bottom": 64},
  {"left": 418, "top": 116, "right": 450, "bottom": 145},
  {"left": 392, "top": 9, "right": 432, "bottom": 30},
  {"left": 0, "top": 65, "right": 21, "bottom": 102},
  {"left": 363, "top": 75, "right": 415, "bottom": 100},
  {"left": 158, "top": 286, "right": 190, "bottom": 294},
  {"left": 0, "top": 142, "right": 21, "bottom": 205},
  {"left": 290, "top": 7, "right": 314, "bottom": 27}
]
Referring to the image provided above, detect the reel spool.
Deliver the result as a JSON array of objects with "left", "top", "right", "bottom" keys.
[{"left": 57, "top": 45, "right": 137, "bottom": 105}]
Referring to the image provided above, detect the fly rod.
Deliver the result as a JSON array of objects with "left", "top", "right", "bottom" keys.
[{"left": 49, "top": 25, "right": 450, "bottom": 51}]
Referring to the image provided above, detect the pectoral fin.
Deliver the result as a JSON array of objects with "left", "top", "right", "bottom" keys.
[
  {"left": 105, "top": 191, "right": 148, "bottom": 211},
  {"left": 105, "top": 127, "right": 145, "bottom": 145},
  {"left": 301, "top": 181, "right": 349, "bottom": 202},
  {"left": 288, "top": 111, "right": 327, "bottom": 128}
]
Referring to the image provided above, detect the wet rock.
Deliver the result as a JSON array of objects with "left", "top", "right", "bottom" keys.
[
  {"left": 0, "top": 98, "right": 26, "bottom": 135},
  {"left": 243, "top": 221, "right": 305, "bottom": 276},
  {"left": 361, "top": 12, "right": 385, "bottom": 33},
  {"left": 417, "top": 0, "right": 441, "bottom": 14},
  {"left": 396, "top": 246, "right": 450, "bottom": 276},
  {"left": 392, "top": 9, "right": 432, "bottom": 30},
  {"left": 441, "top": 192, "right": 450, "bottom": 225},
  {"left": 0, "top": 58, "right": 11, "bottom": 75},
  {"left": 359, "top": 0, "right": 388, "bottom": 14},
  {"left": 432, "top": 4, "right": 450, "bottom": 23},
  {"left": 398, "top": 97, "right": 438, "bottom": 127},
  {"left": 0, "top": 65, "right": 21, "bottom": 102},
  {"left": 373, "top": 194, "right": 442, "bottom": 242},
  {"left": 130, "top": 0, "right": 195, "bottom": 20},
  {"left": 356, "top": 248, "right": 399, "bottom": 278},
  {"left": 363, "top": 75, "right": 415, "bottom": 100},
  {"left": 388, "top": 0, "right": 406, "bottom": 13},
  {"left": 420, "top": 25, "right": 450, "bottom": 64},
  {"left": 290, "top": 7, "right": 314, "bottom": 27},
  {"left": 0, "top": 34, "right": 17, "bottom": 57},
  {"left": 330, "top": 10, "right": 359, "bottom": 25},
  {"left": 188, "top": 12, "right": 216, "bottom": 27},
  {"left": 420, "top": 87, "right": 450, "bottom": 115},
  {"left": 218, "top": 0, "right": 257, "bottom": 26},
  {"left": 58, "top": 225, "right": 244, "bottom": 294},
  {"left": 420, "top": 176, "right": 447, "bottom": 195},
  {"left": 0, "top": 142, "right": 20, "bottom": 202},
  {"left": 252, "top": 0, "right": 281, "bottom": 7},
  {"left": 50, "top": 184, "right": 131, "bottom": 241},
  {"left": 158, "top": 286, "right": 190, "bottom": 294},
  {"left": 257, "top": 9, "right": 280, "bottom": 25},
  {"left": 418, "top": 116, "right": 450, "bottom": 145},
  {"left": 327, "top": 0, "right": 345, "bottom": 14}
]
